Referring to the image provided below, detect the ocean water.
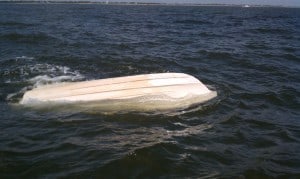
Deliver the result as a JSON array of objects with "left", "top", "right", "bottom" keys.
[{"left": 0, "top": 3, "right": 300, "bottom": 178}]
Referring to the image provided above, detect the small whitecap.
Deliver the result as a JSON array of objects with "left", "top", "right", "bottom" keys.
[
  {"left": 16, "top": 56, "right": 35, "bottom": 60},
  {"left": 174, "top": 122, "right": 188, "bottom": 127}
]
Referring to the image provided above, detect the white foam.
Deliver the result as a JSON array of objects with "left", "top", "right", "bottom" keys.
[
  {"left": 16, "top": 56, "right": 35, "bottom": 60},
  {"left": 6, "top": 61, "right": 85, "bottom": 102},
  {"left": 29, "top": 74, "right": 83, "bottom": 88},
  {"left": 28, "top": 64, "right": 74, "bottom": 75}
]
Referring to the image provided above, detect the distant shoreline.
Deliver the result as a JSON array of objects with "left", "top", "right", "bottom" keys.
[{"left": 0, "top": 1, "right": 297, "bottom": 8}]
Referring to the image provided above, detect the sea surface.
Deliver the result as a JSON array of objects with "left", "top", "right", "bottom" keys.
[{"left": 0, "top": 3, "right": 300, "bottom": 178}]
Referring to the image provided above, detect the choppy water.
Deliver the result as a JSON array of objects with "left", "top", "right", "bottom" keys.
[{"left": 1, "top": 3, "right": 300, "bottom": 178}]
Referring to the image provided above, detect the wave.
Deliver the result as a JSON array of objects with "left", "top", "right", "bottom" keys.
[
  {"left": 15, "top": 56, "right": 35, "bottom": 60},
  {"left": 197, "top": 49, "right": 233, "bottom": 59},
  {"left": 174, "top": 19, "right": 212, "bottom": 25},
  {"left": 249, "top": 28, "right": 290, "bottom": 34},
  {"left": 0, "top": 21, "right": 35, "bottom": 27},
  {"left": 0, "top": 32, "right": 56, "bottom": 43}
]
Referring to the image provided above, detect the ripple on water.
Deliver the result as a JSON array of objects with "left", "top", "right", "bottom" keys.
[{"left": 0, "top": 4, "right": 300, "bottom": 178}]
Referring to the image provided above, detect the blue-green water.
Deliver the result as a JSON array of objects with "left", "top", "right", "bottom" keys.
[{"left": 0, "top": 3, "right": 300, "bottom": 178}]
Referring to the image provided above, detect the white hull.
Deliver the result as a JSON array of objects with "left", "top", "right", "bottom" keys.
[{"left": 20, "top": 73, "right": 217, "bottom": 112}]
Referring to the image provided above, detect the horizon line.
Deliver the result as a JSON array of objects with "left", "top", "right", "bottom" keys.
[{"left": 1, "top": 0, "right": 299, "bottom": 8}]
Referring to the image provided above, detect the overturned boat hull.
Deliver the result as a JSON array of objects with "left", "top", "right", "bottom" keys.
[{"left": 20, "top": 73, "right": 217, "bottom": 112}]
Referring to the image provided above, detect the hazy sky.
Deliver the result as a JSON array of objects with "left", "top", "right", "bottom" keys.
[
  {"left": 104, "top": 0, "right": 300, "bottom": 7},
  {"left": 5, "top": 0, "right": 300, "bottom": 7}
]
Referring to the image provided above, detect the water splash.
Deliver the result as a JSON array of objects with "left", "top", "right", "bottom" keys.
[{"left": 4, "top": 56, "right": 85, "bottom": 102}]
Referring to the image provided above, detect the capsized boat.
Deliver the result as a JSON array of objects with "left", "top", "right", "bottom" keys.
[{"left": 20, "top": 73, "right": 217, "bottom": 112}]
